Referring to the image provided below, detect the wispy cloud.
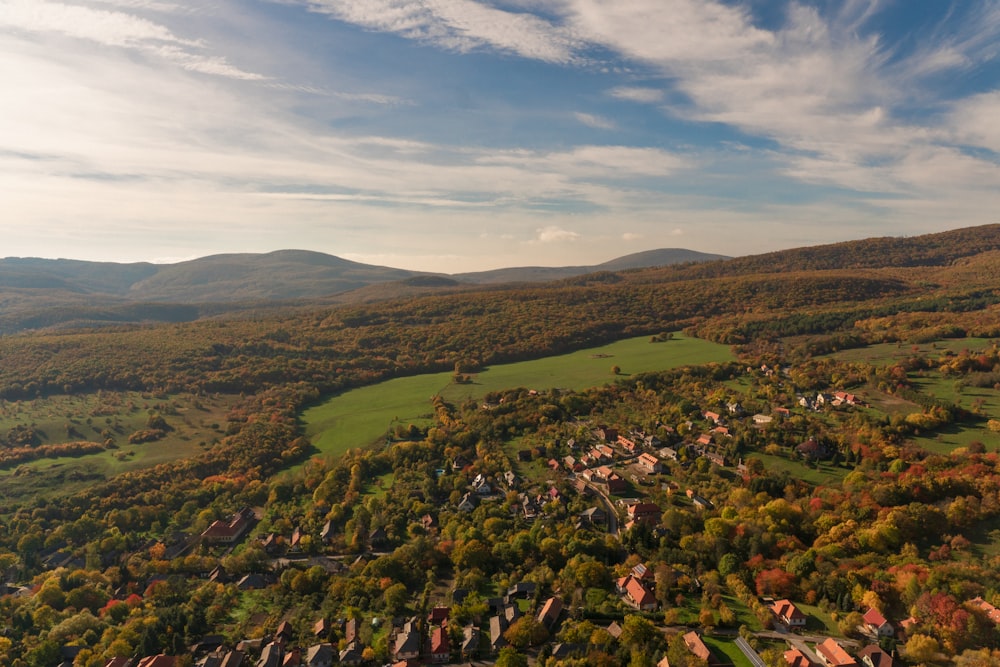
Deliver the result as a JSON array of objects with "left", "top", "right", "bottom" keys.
[
  {"left": 0, "top": 0, "right": 263, "bottom": 79},
  {"left": 573, "top": 112, "right": 615, "bottom": 130},
  {"left": 608, "top": 86, "right": 663, "bottom": 104},
  {"left": 302, "top": 0, "right": 580, "bottom": 63}
]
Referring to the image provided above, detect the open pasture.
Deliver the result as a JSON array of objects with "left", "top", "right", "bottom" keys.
[
  {"left": 0, "top": 391, "right": 238, "bottom": 506},
  {"left": 302, "top": 334, "right": 734, "bottom": 458}
]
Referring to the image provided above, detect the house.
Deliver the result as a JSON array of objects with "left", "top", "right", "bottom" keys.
[
  {"left": 393, "top": 627, "right": 420, "bottom": 661},
  {"left": 704, "top": 411, "right": 721, "bottom": 424},
  {"left": 220, "top": 651, "right": 246, "bottom": 667},
  {"left": 489, "top": 616, "right": 508, "bottom": 653},
  {"left": 201, "top": 507, "right": 255, "bottom": 545},
  {"left": 753, "top": 414, "right": 773, "bottom": 425},
  {"left": 660, "top": 447, "right": 679, "bottom": 460},
  {"left": 338, "top": 645, "right": 363, "bottom": 666},
  {"left": 785, "top": 648, "right": 815, "bottom": 667},
  {"left": 344, "top": 618, "right": 358, "bottom": 644},
  {"left": 815, "top": 638, "right": 857, "bottom": 667},
  {"left": 319, "top": 520, "right": 335, "bottom": 544},
  {"left": 427, "top": 606, "right": 450, "bottom": 624},
  {"left": 457, "top": 492, "right": 477, "bottom": 513},
  {"left": 623, "top": 576, "right": 657, "bottom": 611},
  {"left": 618, "top": 435, "right": 639, "bottom": 454},
  {"left": 970, "top": 597, "right": 1000, "bottom": 625},
  {"left": 683, "top": 631, "right": 716, "bottom": 665},
  {"left": 303, "top": 645, "right": 333, "bottom": 667},
  {"left": 627, "top": 502, "right": 661, "bottom": 525},
  {"left": 257, "top": 642, "right": 283, "bottom": 667},
  {"left": 606, "top": 473, "right": 627, "bottom": 494},
  {"left": 461, "top": 625, "right": 481, "bottom": 659},
  {"left": 631, "top": 563, "right": 656, "bottom": 582},
  {"left": 428, "top": 626, "right": 449, "bottom": 663},
  {"left": 537, "top": 596, "right": 563, "bottom": 630},
  {"left": 697, "top": 434, "right": 713, "bottom": 447},
  {"left": 638, "top": 452, "right": 662, "bottom": 473},
  {"left": 368, "top": 527, "right": 388, "bottom": 548},
  {"left": 857, "top": 645, "right": 892, "bottom": 667},
  {"left": 236, "top": 574, "right": 268, "bottom": 590},
  {"left": 597, "top": 425, "right": 618, "bottom": 442},
  {"left": 691, "top": 494, "right": 714, "bottom": 510},
  {"left": 282, "top": 648, "right": 300, "bottom": 667},
  {"left": 606, "top": 621, "right": 623, "bottom": 640},
  {"left": 770, "top": 599, "right": 807, "bottom": 627},
  {"left": 506, "top": 582, "right": 537, "bottom": 600},
  {"left": 312, "top": 619, "right": 330, "bottom": 639},
  {"left": 137, "top": 657, "right": 177, "bottom": 667},
  {"left": 862, "top": 608, "right": 894, "bottom": 637},
  {"left": 578, "top": 506, "right": 607, "bottom": 529},
  {"left": 704, "top": 451, "right": 726, "bottom": 467},
  {"left": 796, "top": 438, "right": 830, "bottom": 460}
]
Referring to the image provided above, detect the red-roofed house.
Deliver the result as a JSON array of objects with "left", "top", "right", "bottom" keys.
[
  {"left": 201, "top": 507, "right": 255, "bottom": 545},
  {"left": 627, "top": 502, "right": 661, "bottom": 525},
  {"left": 785, "top": 648, "right": 815, "bottom": 667},
  {"left": 862, "top": 608, "right": 894, "bottom": 637},
  {"left": 970, "top": 597, "right": 1000, "bottom": 625},
  {"left": 815, "top": 638, "right": 856, "bottom": 667},
  {"left": 638, "top": 452, "right": 662, "bottom": 473},
  {"left": 136, "top": 657, "right": 177, "bottom": 667},
  {"left": 770, "top": 599, "right": 807, "bottom": 627},
  {"left": 683, "top": 631, "right": 715, "bottom": 664},
  {"left": 624, "top": 576, "right": 657, "bottom": 611},
  {"left": 538, "top": 596, "right": 563, "bottom": 630},
  {"left": 429, "top": 626, "right": 449, "bottom": 663}
]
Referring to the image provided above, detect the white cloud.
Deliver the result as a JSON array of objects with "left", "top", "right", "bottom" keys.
[
  {"left": 608, "top": 86, "right": 663, "bottom": 103},
  {"left": 302, "top": 0, "right": 580, "bottom": 63},
  {"left": 622, "top": 232, "right": 642, "bottom": 241},
  {"left": 947, "top": 91, "right": 1000, "bottom": 154},
  {"left": 534, "top": 225, "right": 580, "bottom": 243},
  {"left": 574, "top": 112, "right": 616, "bottom": 130},
  {"left": 0, "top": 0, "right": 264, "bottom": 80}
]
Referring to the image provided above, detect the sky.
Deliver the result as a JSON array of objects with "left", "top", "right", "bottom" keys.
[{"left": 2, "top": 0, "right": 1000, "bottom": 273}]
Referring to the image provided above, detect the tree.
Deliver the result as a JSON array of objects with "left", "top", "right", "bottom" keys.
[
  {"left": 905, "top": 634, "right": 941, "bottom": 664},
  {"left": 496, "top": 647, "right": 528, "bottom": 667},
  {"left": 620, "top": 615, "right": 658, "bottom": 651}
]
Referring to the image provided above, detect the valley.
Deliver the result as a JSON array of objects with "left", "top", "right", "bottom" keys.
[{"left": 4, "top": 226, "right": 1000, "bottom": 667}]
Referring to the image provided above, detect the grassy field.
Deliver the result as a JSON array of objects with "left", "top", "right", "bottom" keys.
[
  {"left": 0, "top": 391, "right": 238, "bottom": 507},
  {"left": 756, "top": 452, "right": 849, "bottom": 486},
  {"left": 796, "top": 602, "right": 842, "bottom": 636},
  {"left": 703, "top": 636, "right": 754, "bottom": 667},
  {"left": 824, "top": 338, "right": 997, "bottom": 365},
  {"left": 827, "top": 338, "right": 1000, "bottom": 454},
  {"left": 302, "top": 334, "right": 734, "bottom": 459}
]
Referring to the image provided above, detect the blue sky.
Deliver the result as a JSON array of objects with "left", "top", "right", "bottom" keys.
[{"left": 2, "top": 0, "right": 1000, "bottom": 272}]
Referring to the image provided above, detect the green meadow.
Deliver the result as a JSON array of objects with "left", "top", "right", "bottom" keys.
[
  {"left": 302, "top": 334, "right": 734, "bottom": 458},
  {"left": 0, "top": 392, "right": 238, "bottom": 506}
]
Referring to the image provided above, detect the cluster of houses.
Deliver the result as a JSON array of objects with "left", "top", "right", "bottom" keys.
[{"left": 767, "top": 598, "right": 920, "bottom": 667}]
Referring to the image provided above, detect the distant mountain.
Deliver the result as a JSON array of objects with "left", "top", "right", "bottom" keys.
[
  {"left": 125, "top": 250, "right": 420, "bottom": 302},
  {"left": 452, "top": 248, "right": 727, "bottom": 284},
  {"left": 0, "top": 247, "right": 724, "bottom": 306}
]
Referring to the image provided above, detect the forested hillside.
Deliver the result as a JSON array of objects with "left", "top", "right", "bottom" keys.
[{"left": 3, "top": 226, "right": 1000, "bottom": 667}]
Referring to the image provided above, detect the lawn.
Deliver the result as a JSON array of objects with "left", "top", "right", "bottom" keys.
[
  {"left": 703, "top": 636, "right": 754, "bottom": 667},
  {"left": 756, "top": 453, "right": 849, "bottom": 486},
  {"left": 302, "top": 334, "right": 734, "bottom": 459},
  {"left": 795, "top": 602, "right": 842, "bottom": 636}
]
